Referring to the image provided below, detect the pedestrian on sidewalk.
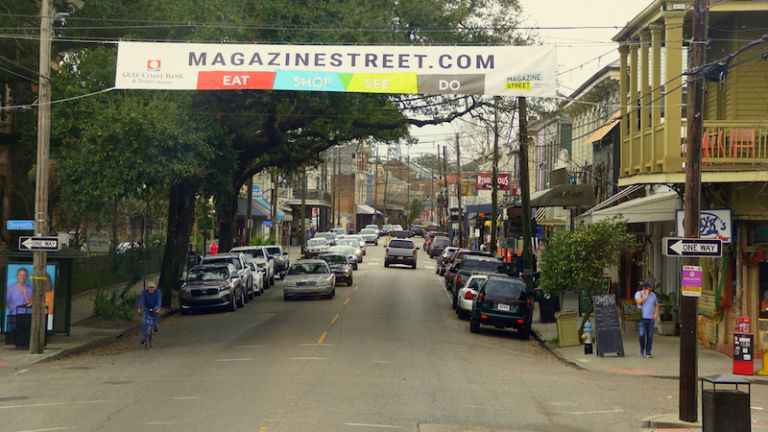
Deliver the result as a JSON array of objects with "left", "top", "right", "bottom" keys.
[
  {"left": 138, "top": 285, "right": 162, "bottom": 345},
  {"left": 634, "top": 281, "right": 659, "bottom": 358}
]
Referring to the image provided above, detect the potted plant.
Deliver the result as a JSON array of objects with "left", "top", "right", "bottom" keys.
[{"left": 655, "top": 290, "right": 677, "bottom": 336}]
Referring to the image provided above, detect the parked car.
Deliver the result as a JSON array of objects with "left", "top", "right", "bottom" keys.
[
  {"left": 282, "top": 259, "right": 336, "bottom": 300},
  {"left": 317, "top": 252, "right": 354, "bottom": 286},
  {"left": 364, "top": 224, "right": 380, "bottom": 236},
  {"left": 444, "top": 249, "right": 494, "bottom": 290},
  {"left": 436, "top": 247, "right": 460, "bottom": 275},
  {"left": 201, "top": 252, "right": 254, "bottom": 300},
  {"left": 331, "top": 227, "right": 347, "bottom": 236},
  {"left": 390, "top": 229, "right": 410, "bottom": 239},
  {"left": 450, "top": 255, "right": 506, "bottom": 306},
  {"left": 327, "top": 245, "right": 359, "bottom": 270},
  {"left": 179, "top": 264, "right": 244, "bottom": 314},
  {"left": 346, "top": 234, "right": 367, "bottom": 255},
  {"left": 264, "top": 245, "right": 290, "bottom": 278},
  {"left": 305, "top": 238, "right": 331, "bottom": 257},
  {"left": 455, "top": 274, "right": 488, "bottom": 319},
  {"left": 384, "top": 238, "right": 417, "bottom": 269},
  {"left": 337, "top": 238, "right": 364, "bottom": 263},
  {"left": 470, "top": 275, "right": 533, "bottom": 339},
  {"left": 246, "top": 261, "right": 265, "bottom": 296},
  {"left": 231, "top": 246, "right": 275, "bottom": 288},
  {"left": 410, "top": 224, "right": 425, "bottom": 237},
  {"left": 428, "top": 236, "right": 451, "bottom": 258},
  {"left": 424, "top": 231, "right": 450, "bottom": 251},
  {"left": 314, "top": 232, "right": 337, "bottom": 246},
  {"left": 380, "top": 224, "right": 394, "bottom": 237},
  {"left": 359, "top": 228, "right": 379, "bottom": 245}
]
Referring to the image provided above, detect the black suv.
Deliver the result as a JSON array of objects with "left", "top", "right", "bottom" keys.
[
  {"left": 410, "top": 225, "right": 424, "bottom": 237},
  {"left": 450, "top": 256, "right": 507, "bottom": 308},
  {"left": 470, "top": 275, "right": 533, "bottom": 339}
]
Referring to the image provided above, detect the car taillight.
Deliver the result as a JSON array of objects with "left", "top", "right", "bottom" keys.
[
  {"left": 517, "top": 319, "right": 524, "bottom": 324},
  {"left": 456, "top": 275, "right": 461, "bottom": 284},
  {"left": 464, "top": 291, "right": 475, "bottom": 300},
  {"left": 526, "top": 298, "right": 532, "bottom": 307},
  {"left": 413, "top": 250, "right": 417, "bottom": 256},
  {"left": 477, "top": 293, "right": 483, "bottom": 302},
  {"left": 385, "top": 248, "right": 389, "bottom": 254},
  {"left": 480, "top": 314, "right": 488, "bottom": 319}
]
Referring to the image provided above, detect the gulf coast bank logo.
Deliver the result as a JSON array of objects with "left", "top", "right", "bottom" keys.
[{"left": 147, "top": 60, "right": 162, "bottom": 72}]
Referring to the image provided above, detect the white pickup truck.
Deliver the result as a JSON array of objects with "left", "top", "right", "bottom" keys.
[{"left": 384, "top": 238, "right": 417, "bottom": 269}]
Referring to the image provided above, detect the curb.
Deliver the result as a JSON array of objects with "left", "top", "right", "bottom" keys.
[
  {"left": 531, "top": 328, "right": 587, "bottom": 371},
  {"left": 33, "top": 309, "right": 179, "bottom": 365}
]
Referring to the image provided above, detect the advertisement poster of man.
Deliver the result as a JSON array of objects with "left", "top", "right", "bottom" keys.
[{"left": 3, "top": 263, "right": 56, "bottom": 333}]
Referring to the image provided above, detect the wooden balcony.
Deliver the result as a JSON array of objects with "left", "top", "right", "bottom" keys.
[{"left": 695, "top": 121, "right": 768, "bottom": 167}]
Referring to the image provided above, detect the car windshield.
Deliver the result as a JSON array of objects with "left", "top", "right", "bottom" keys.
[
  {"left": 308, "top": 239, "right": 327, "bottom": 246},
  {"left": 467, "top": 277, "right": 486, "bottom": 290},
  {"left": 461, "top": 259, "right": 503, "bottom": 273},
  {"left": 237, "top": 249, "right": 265, "bottom": 259},
  {"left": 361, "top": 229, "right": 376, "bottom": 235},
  {"left": 288, "top": 263, "right": 329, "bottom": 275},
  {"left": 339, "top": 240, "right": 358, "bottom": 248},
  {"left": 433, "top": 238, "right": 450, "bottom": 246},
  {"left": 265, "top": 247, "right": 281, "bottom": 256},
  {"left": 389, "top": 240, "right": 413, "bottom": 248},
  {"left": 484, "top": 279, "right": 526, "bottom": 300},
  {"left": 187, "top": 268, "right": 228, "bottom": 281},
  {"left": 315, "top": 233, "right": 333, "bottom": 239},
  {"left": 319, "top": 254, "right": 347, "bottom": 264},
  {"left": 204, "top": 257, "right": 241, "bottom": 269}
]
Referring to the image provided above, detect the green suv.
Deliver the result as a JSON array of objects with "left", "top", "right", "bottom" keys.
[{"left": 469, "top": 275, "right": 533, "bottom": 339}]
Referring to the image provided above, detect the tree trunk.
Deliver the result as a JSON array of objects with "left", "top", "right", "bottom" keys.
[
  {"left": 217, "top": 194, "right": 237, "bottom": 253},
  {"left": 158, "top": 179, "right": 197, "bottom": 307}
]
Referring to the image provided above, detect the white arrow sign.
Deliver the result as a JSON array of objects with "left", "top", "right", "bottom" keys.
[
  {"left": 663, "top": 237, "right": 722, "bottom": 257},
  {"left": 18, "top": 236, "right": 61, "bottom": 251}
]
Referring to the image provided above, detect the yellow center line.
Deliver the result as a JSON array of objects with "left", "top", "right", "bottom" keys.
[
  {"left": 354, "top": 285, "right": 359, "bottom": 291},
  {"left": 258, "top": 427, "right": 268, "bottom": 432},
  {"left": 344, "top": 297, "right": 351, "bottom": 305},
  {"left": 331, "top": 314, "right": 340, "bottom": 324},
  {"left": 317, "top": 331, "right": 328, "bottom": 345}
]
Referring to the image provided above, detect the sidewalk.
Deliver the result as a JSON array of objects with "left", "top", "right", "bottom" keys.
[
  {"left": 0, "top": 246, "right": 306, "bottom": 369},
  {"left": 530, "top": 293, "right": 767, "bottom": 430}
]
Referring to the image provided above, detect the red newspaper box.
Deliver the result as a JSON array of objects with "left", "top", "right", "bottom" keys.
[{"left": 734, "top": 317, "right": 754, "bottom": 376}]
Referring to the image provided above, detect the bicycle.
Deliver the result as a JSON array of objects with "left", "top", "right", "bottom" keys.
[{"left": 142, "top": 309, "right": 158, "bottom": 350}]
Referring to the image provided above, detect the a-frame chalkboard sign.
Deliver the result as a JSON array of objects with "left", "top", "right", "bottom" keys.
[{"left": 593, "top": 295, "right": 624, "bottom": 357}]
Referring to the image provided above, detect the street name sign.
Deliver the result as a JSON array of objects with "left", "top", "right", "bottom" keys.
[
  {"left": 7, "top": 220, "right": 34, "bottom": 230},
  {"left": 18, "top": 236, "right": 61, "bottom": 251},
  {"left": 662, "top": 237, "right": 722, "bottom": 257}
]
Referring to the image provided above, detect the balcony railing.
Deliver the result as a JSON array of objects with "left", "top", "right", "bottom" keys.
[{"left": 696, "top": 121, "right": 768, "bottom": 166}]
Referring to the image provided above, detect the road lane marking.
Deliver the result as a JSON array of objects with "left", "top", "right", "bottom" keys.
[
  {"left": 299, "top": 343, "right": 334, "bottom": 346},
  {"left": 344, "top": 423, "right": 403, "bottom": 429},
  {"left": 16, "top": 369, "right": 28, "bottom": 375},
  {"left": 144, "top": 421, "right": 180, "bottom": 425},
  {"left": 344, "top": 297, "right": 351, "bottom": 305},
  {"left": 566, "top": 407, "right": 624, "bottom": 415},
  {"left": 235, "top": 345, "right": 266, "bottom": 349},
  {"left": 172, "top": 396, "right": 199, "bottom": 400},
  {"left": 424, "top": 265, "right": 435, "bottom": 270},
  {"left": 331, "top": 314, "right": 340, "bottom": 324},
  {"left": 258, "top": 427, "right": 268, "bottom": 432},
  {"left": 289, "top": 357, "right": 327, "bottom": 360},
  {"left": 372, "top": 360, "right": 391, "bottom": 364},
  {"left": 0, "top": 402, "right": 65, "bottom": 409},
  {"left": 72, "top": 400, "right": 108, "bottom": 405},
  {"left": 215, "top": 358, "right": 253, "bottom": 362},
  {"left": 15, "top": 427, "right": 72, "bottom": 432},
  {"left": 354, "top": 285, "right": 359, "bottom": 291},
  {"left": 317, "top": 331, "right": 328, "bottom": 345}
]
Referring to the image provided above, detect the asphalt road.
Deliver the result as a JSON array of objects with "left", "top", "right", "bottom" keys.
[{"left": 1, "top": 240, "right": 760, "bottom": 432}]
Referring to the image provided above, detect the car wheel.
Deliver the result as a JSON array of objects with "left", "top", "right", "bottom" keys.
[
  {"left": 470, "top": 316, "right": 480, "bottom": 333},
  {"left": 283, "top": 293, "right": 291, "bottom": 301},
  {"left": 451, "top": 292, "right": 458, "bottom": 309},
  {"left": 180, "top": 307, "right": 189, "bottom": 316},
  {"left": 354, "top": 263, "right": 358, "bottom": 270},
  {"left": 238, "top": 288, "right": 246, "bottom": 307},
  {"left": 519, "top": 325, "right": 531, "bottom": 340},
  {"left": 230, "top": 292, "right": 238, "bottom": 312},
  {"left": 412, "top": 263, "right": 417, "bottom": 269},
  {"left": 270, "top": 275, "right": 275, "bottom": 285},
  {"left": 384, "top": 262, "right": 389, "bottom": 268},
  {"left": 264, "top": 277, "right": 271, "bottom": 289}
]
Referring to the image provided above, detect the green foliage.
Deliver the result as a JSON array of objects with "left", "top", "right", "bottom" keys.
[
  {"left": 250, "top": 235, "right": 276, "bottom": 246},
  {"left": 539, "top": 217, "right": 639, "bottom": 296},
  {"left": 92, "top": 289, "right": 140, "bottom": 321},
  {"left": 407, "top": 199, "right": 424, "bottom": 225},
  {"left": 656, "top": 290, "right": 677, "bottom": 317}
]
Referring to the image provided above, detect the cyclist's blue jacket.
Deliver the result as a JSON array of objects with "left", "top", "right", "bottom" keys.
[{"left": 139, "top": 289, "right": 162, "bottom": 311}]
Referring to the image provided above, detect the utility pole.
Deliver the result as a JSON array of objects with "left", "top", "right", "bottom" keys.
[
  {"left": 330, "top": 150, "right": 336, "bottom": 228},
  {"left": 271, "top": 169, "right": 279, "bottom": 242},
  {"left": 245, "top": 176, "right": 253, "bottom": 244},
  {"left": 491, "top": 96, "right": 501, "bottom": 256},
  {"left": 299, "top": 167, "right": 307, "bottom": 255},
  {"left": 30, "top": 0, "right": 53, "bottom": 354},
  {"left": 406, "top": 149, "right": 410, "bottom": 225},
  {"left": 442, "top": 145, "right": 449, "bottom": 233},
  {"left": 518, "top": 97, "right": 534, "bottom": 291},
  {"left": 455, "top": 134, "right": 464, "bottom": 248},
  {"left": 383, "top": 146, "right": 390, "bottom": 224},
  {"left": 679, "top": 0, "right": 706, "bottom": 422},
  {"left": 436, "top": 147, "right": 442, "bottom": 227},
  {"left": 374, "top": 145, "right": 379, "bottom": 225}
]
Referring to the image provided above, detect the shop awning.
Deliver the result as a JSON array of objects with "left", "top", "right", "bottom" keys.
[
  {"left": 356, "top": 204, "right": 376, "bottom": 215},
  {"left": 530, "top": 183, "right": 595, "bottom": 208},
  {"left": 578, "top": 191, "right": 680, "bottom": 224},
  {"left": 237, "top": 199, "right": 270, "bottom": 218},
  {"left": 584, "top": 111, "right": 621, "bottom": 145},
  {"left": 257, "top": 199, "right": 286, "bottom": 220}
]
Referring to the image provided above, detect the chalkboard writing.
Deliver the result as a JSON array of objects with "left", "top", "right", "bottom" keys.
[{"left": 593, "top": 295, "right": 624, "bottom": 357}]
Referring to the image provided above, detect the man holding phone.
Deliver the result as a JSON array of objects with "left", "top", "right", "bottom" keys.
[{"left": 635, "top": 281, "right": 659, "bottom": 358}]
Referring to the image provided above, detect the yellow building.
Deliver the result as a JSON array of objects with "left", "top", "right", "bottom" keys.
[{"left": 612, "top": 0, "right": 768, "bottom": 354}]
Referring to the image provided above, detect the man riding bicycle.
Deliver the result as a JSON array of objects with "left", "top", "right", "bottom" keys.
[{"left": 138, "top": 284, "right": 161, "bottom": 345}]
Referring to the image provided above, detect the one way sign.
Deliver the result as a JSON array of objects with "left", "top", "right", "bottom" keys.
[
  {"left": 662, "top": 237, "right": 722, "bottom": 257},
  {"left": 18, "top": 236, "right": 61, "bottom": 251}
]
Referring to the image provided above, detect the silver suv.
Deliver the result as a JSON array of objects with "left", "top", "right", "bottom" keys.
[
  {"left": 201, "top": 252, "right": 255, "bottom": 300},
  {"left": 231, "top": 246, "right": 276, "bottom": 287}
]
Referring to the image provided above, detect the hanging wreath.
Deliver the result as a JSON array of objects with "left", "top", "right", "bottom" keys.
[{"left": 742, "top": 243, "right": 768, "bottom": 265}]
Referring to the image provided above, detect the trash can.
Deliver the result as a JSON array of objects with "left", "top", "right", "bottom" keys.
[
  {"left": 538, "top": 294, "right": 560, "bottom": 323},
  {"left": 556, "top": 310, "right": 580, "bottom": 347},
  {"left": 701, "top": 374, "right": 751, "bottom": 432},
  {"left": 14, "top": 310, "right": 31, "bottom": 349}
]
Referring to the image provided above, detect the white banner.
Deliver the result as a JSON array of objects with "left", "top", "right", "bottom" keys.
[{"left": 115, "top": 42, "right": 556, "bottom": 97}]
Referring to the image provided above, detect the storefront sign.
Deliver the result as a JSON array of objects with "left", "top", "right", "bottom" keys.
[
  {"left": 675, "top": 209, "right": 732, "bottom": 244},
  {"left": 681, "top": 265, "right": 702, "bottom": 298},
  {"left": 476, "top": 173, "right": 510, "bottom": 191},
  {"left": 115, "top": 42, "right": 557, "bottom": 97}
]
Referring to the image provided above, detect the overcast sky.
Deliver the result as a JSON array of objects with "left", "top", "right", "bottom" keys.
[{"left": 406, "top": 0, "right": 653, "bottom": 158}]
